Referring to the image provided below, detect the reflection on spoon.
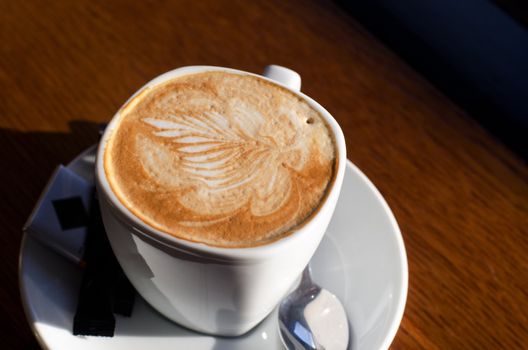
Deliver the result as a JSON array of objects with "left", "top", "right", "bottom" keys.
[{"left": 279, "top": 265, "right": 349, "bottom": 350}]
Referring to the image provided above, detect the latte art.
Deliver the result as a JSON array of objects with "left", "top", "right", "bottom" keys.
[
  {"left": 104, "top": 71, "right": 336, "bottom": 247},
  {"left": 140, "top": 106, "right": 306, "bottom": 218}
]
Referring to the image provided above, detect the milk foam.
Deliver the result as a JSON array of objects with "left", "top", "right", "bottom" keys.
[{"left": 104, "top": 71, "right": 336, "bottom": 247}]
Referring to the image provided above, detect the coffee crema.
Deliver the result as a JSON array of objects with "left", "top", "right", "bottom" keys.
[{"left": 104, "top": 71, "right": 336, "bottom": 247}]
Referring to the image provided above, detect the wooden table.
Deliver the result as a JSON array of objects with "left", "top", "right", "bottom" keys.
[{"left": 1, "top": 1, "right": 527, "bottom": 349}]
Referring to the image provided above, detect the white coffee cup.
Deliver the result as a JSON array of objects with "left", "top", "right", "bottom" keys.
[{"left": 95, "top": 65, "right": 346, "bottom": 336}]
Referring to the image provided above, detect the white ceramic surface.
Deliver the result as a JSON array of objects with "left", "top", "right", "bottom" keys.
[
  {"left": 95, "top": 65, "right": 347, "bottom": 335},
  {"left": 19, "top": 146, "right": 408, "bottom": 350}
]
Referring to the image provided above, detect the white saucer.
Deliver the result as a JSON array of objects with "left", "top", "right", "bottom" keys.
[{"left": 19, "top": 146, "right": 408, "bottom": 350}]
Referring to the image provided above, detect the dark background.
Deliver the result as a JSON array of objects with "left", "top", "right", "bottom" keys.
[{"left": 340, "top": 0, "right": 528, "bottom": 158}]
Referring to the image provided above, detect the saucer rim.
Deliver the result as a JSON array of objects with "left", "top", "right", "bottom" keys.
[{"left": 345, "top": 160, "right": 408, "bottom": 350}]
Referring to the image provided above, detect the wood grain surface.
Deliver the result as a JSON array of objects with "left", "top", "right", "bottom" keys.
[{"left": 1, "top": 1, "right": 527, "bottom": 349}]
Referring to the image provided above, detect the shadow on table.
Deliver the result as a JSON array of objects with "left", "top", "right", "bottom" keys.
[
  {"left": 1, "top": 121, "right": 101, "bottom": 350},
  {"left": 1, "top": 120, "right": 101, "bottom": 221}
]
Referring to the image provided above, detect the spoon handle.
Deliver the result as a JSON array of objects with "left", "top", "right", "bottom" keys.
[{"left": 300, "top": 265, "right": 313, "bottom": 288}]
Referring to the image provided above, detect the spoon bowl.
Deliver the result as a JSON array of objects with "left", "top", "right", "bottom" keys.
[{"left": 278, "top": 266, "right": 349, "bottom": 350}]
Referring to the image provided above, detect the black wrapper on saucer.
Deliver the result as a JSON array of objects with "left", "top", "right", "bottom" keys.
[
  {"left": 113, "top": 266, "right": 135, "bottom": 317},
  {"left": 73, "top": 191, "right": 135, "bottom": 337}
]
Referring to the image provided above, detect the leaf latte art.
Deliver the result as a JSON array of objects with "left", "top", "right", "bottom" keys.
[
  {"left": 104, "top": 72, "right": 336, "bottom": 247},
  {"left": 141, "top": 107, "right": 304, "bottom": 219}
]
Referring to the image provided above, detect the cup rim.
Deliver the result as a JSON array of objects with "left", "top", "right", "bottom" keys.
[{"left": 95, "top": 65, "right": 347, "bottom": 261}]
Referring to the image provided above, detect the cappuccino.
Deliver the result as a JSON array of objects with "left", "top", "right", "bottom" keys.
[{"left": 104, "top": 71, "right": 336, "bottom": 247}]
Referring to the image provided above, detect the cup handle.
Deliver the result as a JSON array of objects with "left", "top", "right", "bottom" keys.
[{"left": 262, "top": 65, "right": 301, "bottom": 92}]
